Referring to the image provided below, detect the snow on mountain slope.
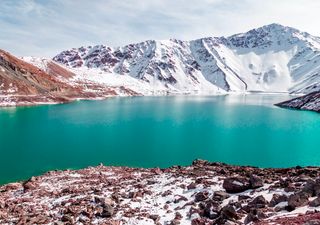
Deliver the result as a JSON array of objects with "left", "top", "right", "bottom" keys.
[{"left": 52, "top": 24, "right": 320, "bottom": 95}]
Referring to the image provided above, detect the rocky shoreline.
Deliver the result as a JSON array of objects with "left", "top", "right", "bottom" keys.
[
  {"left": 275, "top": 92, "right": 320, "bottom": 113},
  {"left": 1, "top": 160, "right": 320, "bottom": 225}
]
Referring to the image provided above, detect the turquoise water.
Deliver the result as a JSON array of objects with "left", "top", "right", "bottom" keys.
[{"left": 0, "top": 95, "right": 319, "bottom": 185}]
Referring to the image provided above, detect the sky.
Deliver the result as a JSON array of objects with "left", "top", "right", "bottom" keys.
[{"left": 1, "top": 0, "right": 320, "bottom": 57}]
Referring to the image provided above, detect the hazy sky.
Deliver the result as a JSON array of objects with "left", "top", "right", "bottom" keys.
[{"left": 1, "top": 0, "right": 320, "bottom": 57}]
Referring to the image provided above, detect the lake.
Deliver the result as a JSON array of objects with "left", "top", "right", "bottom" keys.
[{"left": 0, "top": 94, "right": 319, "bottom": 185}]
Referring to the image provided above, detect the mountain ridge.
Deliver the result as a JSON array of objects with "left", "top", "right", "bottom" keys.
[
  {"left": 2, "top": 23, "right": 320, "bottom": 107},
  {"left": 52, "top": 23, "right": 320, "bottom": 95}
]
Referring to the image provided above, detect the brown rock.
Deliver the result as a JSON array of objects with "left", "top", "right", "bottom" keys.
[
  {"left": 213, "top": 191, "right": 230, "bottom": 201},
  {"left": 194, "top": 191, "right": 209, "bottom": 202},
  {"left": 287, "top": 192, "right": 309, "bottom": 211},
  {"left": 223, "top": 177, "right": 250, "bottom": 193},
  {"left": 309, "top": 197, "right": 320, "bottom": 207},
  {"left": 269, "top": 194, "right": 288, "bottom": 207},
  {"left": 221, "top": 204, "right": 239, "bottom": 220},
  {"left": 149, "top": 214, "right": 160, "bottom": 223},
  {"left": 249, "top": 174, "right": 264, "bottom": 189},
  {"left": 248, "top": 195, "right": 268, "bottom": 208},
  {"left": 187, "top": 182, "right": 197, "bottom": 190}
]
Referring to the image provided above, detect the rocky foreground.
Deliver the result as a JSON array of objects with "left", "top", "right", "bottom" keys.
[
  {"left": 275, "top": 92, "right": 320, "bottom": 113},
  {"left": 1, "top": 160, "right": 320, "bottom": 225}
]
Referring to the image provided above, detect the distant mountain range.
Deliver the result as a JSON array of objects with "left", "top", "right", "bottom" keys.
[{"left": 1, "top": 23, "right": 320, "bottom": 109}]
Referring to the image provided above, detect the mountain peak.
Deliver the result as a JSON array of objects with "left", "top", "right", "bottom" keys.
[{"left": 226, "top": 23, "right": 308, "bottom": 49}]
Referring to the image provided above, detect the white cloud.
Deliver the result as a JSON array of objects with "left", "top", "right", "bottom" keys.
[{"left": 0, "top": 0, "right": 319, "bottom": 57}]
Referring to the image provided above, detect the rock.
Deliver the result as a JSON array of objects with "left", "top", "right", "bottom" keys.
[
  {"left": 61, "top": 215, "right": 73, "bottom": 223},
  {"left": 244, "top": 212, "right": 259, "bottom": 224},
  {"left": 248, "top": 195, "right": 268, "bottom": 208},
  {"left": 23, "top": 179, "right": 37, "bottom": 191},
  {"left": 221, "top": 204, "right": 239, "bottom": 220},
  {"left": 149, "top": 214, "right": 160, "bottom": 223},
  {"left": 223, "top": 177, "right": 250, "bottom": 193},
  {"left": 195, "top": 191, "right": 209, "bottom": 202},
  {"left": 269, "top": 194, "right": 288, "bottom": 207},
  {"left": 101, "top": 203, "right": 114, "bottom": 217},
  {"left": 287, "top": 192, "right": 309, "bottom": 211},
  {"left": 191, "top": 218, "right": 207, "bottom": 225},
  {"left": 174, "top": 195, "right": 188, "bottom": 203},
  {"left": 238, "top": 195, "right": 251, "bottom": 201},
  {"left": 249, "top": 174, "right": 263, "bottom": 189},
  {"left": 187, "top": 182, "right": 197, "bottom": 190},
  {"left": 303, "top": 179, "right": 320, "bottom": 197},
  {"left": 309, "top": 197, "right": 320, "bottom": 207},
  {"left": 169, "top": 219, "right": 181, "bottom": 225},
  {"left": 213, "top": 191, "right": 230, "bottom": 201},
  {"left": 244, "top": 209, "right": 266, "bottom": 224},
  {"left": 303, "top": 220, "right": 320, "bottom": 225},
  {"left": 174, "top": 212, "right": 183, "bottom": 220}
]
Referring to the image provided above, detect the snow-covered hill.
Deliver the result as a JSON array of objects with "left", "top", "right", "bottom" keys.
[{"left": 52, "top": 23, "right": 320, "bottom": 95}]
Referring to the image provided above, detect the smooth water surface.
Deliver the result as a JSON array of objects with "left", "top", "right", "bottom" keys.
[{"left": 0, "top": 95, "right": 319, "bottom": 184}]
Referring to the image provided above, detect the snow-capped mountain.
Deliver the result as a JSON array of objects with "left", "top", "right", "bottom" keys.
[{"left": 53, "top": 23, "right": 320, "bottom": 95}]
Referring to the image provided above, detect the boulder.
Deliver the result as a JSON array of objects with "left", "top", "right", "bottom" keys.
[
  {"left": 309, "top": 197, "right": 320, "bottom": 207},
  {"left": 221, "top": 204, "right": 239, "bottom": 220},
  {"left": 194, "top": 191, "right": 209, "bottom": 202},
  {"left": 149, "top": 214, "right": 160, "bottom": 223},
  {"left": 223, "top": 177, "right": 250, "bottom": 193},
  {"left": 303, "top": 220, "right": 320, "bottom": 225},
  {"left": 101, "top": 203, "right": 114, "bottom": 217},
  {"left": 187, "top": 182, "right": 197, "bottom": 190},
  {"left": 269, "top": 194, "right": 288, "bottom": 207},
  {"left": 248, "top": 195, "right": 268, "bottom": 208},
  {"left": 249, "top": 175, "right": 264, "bottom": 189},
  {"left": 213, "top": 191, "right": 230, "bottom": 201},
  {"left": 302, "top": 179, "right": 320, "bottom": 197},
  {"left": 287, "top": 192, "right": 309, "bottom": 211}
]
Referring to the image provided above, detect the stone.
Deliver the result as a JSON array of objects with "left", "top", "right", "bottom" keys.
[
  {"left": 249, "top": 195, "right": 268, "bottom": 208},
  {"left": 194, "top": 191, "right": 209, "bottom": 202},
  {"left": 269, "top": 194, "right": 288, "bottom": 207},
  {"left": 61, "top": 215, "right": 73, "bottom": 223},
  {"left": 191, "top": 218, "right": 207, "bottom": 225},
  {"left": 302, "top": 220, "right": 320, "bottom": 225},
  {"left": 174, "top": 212, "right": 182, "bottom": 220},
  {"left": 223, "top": 177, "right": 250, "bottom": 193},
  {"left": 238, "top": 195, "right": 251, "bottom": 201},
  {"left": 213, "top": 191, "right": 230, "bottom": 201},
  {"left": 149, "top": 214, "right": 160, "bottom": 223},
  {"left": 244, "top": 212, "right": 259, "bottom": 224},
  {"left": 309, "top": 197, "right": 320, "bottom": 207},
  {"left": 101, "top": 203, "right": 114, "bottom": 217},
  {"left": 250, "top": 174, "right": 264, "bottom": 189},
  {"left": 187, "top": 182, "right": 197, "bottom": 190},
  {"left": 169, "top": 219, "right": 180, "bottom": 225},
  {"left": 303, "top": 179, "right": 320, "bottom": 197},
  {"left": 221, "top": 204, "right": 239, "bottom": 220},
  {"left": 287, "top": 192, "right": 309, "bottom": 211}
]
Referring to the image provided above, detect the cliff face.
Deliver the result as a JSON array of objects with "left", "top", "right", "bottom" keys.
[
  {"left": 276, "top": 92, "right": 320, "bottom": 112},
  {"left": 1, "top": 160, "right": 320, "bottom": 225}
]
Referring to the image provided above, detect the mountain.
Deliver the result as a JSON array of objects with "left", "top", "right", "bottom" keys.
[
  {"left": 276, "top": 91, "right": 320, "bottom": 112},
  {"left": 0, "top": 50, "right": 126, "bottom": 106},
  {"left": 2, "top": 23, "right": 320, "bottom": 107},
  {"left": 53, "top": 23, "right": 320, "bottom": 95}
]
